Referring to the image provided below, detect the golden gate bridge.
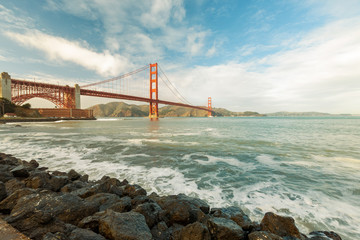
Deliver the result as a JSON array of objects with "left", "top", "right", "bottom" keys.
[{"left": 1, "top": 63, "right": 213, "bottom": 119}]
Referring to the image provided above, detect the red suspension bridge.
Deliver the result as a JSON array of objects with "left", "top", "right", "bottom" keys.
[{"left": 0, "top": 63, "right": 213, "bottom": 119}]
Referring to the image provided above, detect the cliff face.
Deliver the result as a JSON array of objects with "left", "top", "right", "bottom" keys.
[{"left": 87, "top": 102, "right": 264, "bottom": 117}]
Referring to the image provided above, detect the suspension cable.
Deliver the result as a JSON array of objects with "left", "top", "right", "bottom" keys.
[
  {"left": 81, "top": 65, "right": 149, "bottom": 88},
  {"left": 158, "top": 65, "right": 192, "bottom": 105}
]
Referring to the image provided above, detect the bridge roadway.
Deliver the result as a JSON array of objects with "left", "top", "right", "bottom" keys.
[{"left": 80, "top": 88, "right": 213, "bottom": 113}]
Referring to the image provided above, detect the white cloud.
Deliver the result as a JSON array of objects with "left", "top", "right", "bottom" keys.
[
  {"left": 169, "top": 17, "right": 360, "bottom": 113},
  {"left": 6, "top": 30, "right": 132, "bottom": 77}
]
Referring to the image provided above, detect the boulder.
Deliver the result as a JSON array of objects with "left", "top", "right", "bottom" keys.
[
  {"left": 207, "top": 217, "right": 245, "bottom": 240},
  {"left": 5, "top": 178, "right": 25, "bottom": 195},
  {"left": 21, "top": 160, "right": 39, "bottom": 170},
  {"left": 70, "top": 178, "right": 123, "bottom": 198},
  {"left": 60, "top": 180, "right": 88, "bottom": 193},
  {"left": 68, "top": 169, "right": 81, "bottom": 181},
  {"left": 51, "top": 170, "right": 67, "bottom": 177},
  {"left": 260, "top": 212, "right": 304, "bottom": 240},
  {"left": 24, "top": 171, "right": 52, "bottom": 189},
  {"left": 248, "top": 231, "right": 283, "bottom": 240},
  {"left": 99, "top": 209, "right": 152, "bottom": 240},
  {"left": 168, "top": 223, "right": 184, "bottom": 240},
  {"left": 108, "top": 196, "right": 132, "bottom": 213},
  {"left": 29, "top": 159, "right": 39, "bottom": 169},
  {"left": 151, "top": 221, "right": 170, "bottom": 240},
  {"left": 6, "top": 192, "right": 98, "bottom": 232},
  {"left": 179, "top": 222, "right": 211, "bottom": 240},
  {"left": 124, "top": 184, "right": 147, "bottom": 198},
  {"left": 0, "top": 154, "right": 21, "bottom": 166},
  {"left": 42, "top": 232, "right": 68, "bottom": 240},
  {"left": 10, "top": 165, "right": 30, "bottom": 178},
  {"left": 78, "top": 211, "right": 106, "bottom": 233},
  {"left": 151, "top": 194, "right": 209, "bottom": 225},
  {"left": 0, "top": 188, "right": 36, "bottom": 213},
  {"left": 79, "top": 174, "right": 89, "bottom": 182},
  {"left": 0, "top": 169, "right": 14, "bottom": 183},
  {"left": 69, "top": 228, "right": 106, "bottom": 240},
  {"left": 85, "top": 193, "right": 121, "bottom": 211},
  {"left": 0, "top": 181, "right": 7, "bottom": 201},
  {"left": 131, "top": 195, "right": 152, "bottom": 208},
  {"left": 308, "top": 231, "right": 342, "bottom": 240},
  {"left": 49, "top": 176, "right": 68, "bottom": 192},
  {"left": 134, "top": 202, "right": 163, "bottom": 228},
  {"left": 28, "top": 219, "right": 68, "bottom": 240},
  {"left": 211, "top": 206, "right": 253, "bottom": 230}
]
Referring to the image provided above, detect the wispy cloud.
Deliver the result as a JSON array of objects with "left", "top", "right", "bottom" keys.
[
  {"left": 6, "top": 30, "right": 132, "bottom": 77},
  {"left": 45, "top": 0, "right": 211, "bottom": 58}
]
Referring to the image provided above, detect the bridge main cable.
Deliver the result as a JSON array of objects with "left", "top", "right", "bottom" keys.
[{"left": 80, "top": 65, "right": 149, "bottom": 88}]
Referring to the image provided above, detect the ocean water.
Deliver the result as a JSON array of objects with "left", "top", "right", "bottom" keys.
[{"left": 0, "top": 117, "right": 359, "bottom": 239}]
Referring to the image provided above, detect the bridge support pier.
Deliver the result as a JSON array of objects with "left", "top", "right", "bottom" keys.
[
  {"left": 0, "top": 72, "right": 12, "bottom": 101},
  {"left": 75, "top": 84, "right": 81, "bottom": 109},
  {"left": 149, "top": 63, "right": 159, "bottom": 120},
  {"left": 208, "top": 97, "right": 212, "bottom": 117}
]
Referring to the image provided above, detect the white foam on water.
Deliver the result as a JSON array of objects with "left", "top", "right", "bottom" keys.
[
  {"left": 229, "top": 177, "right": 360, "bottom": 240},
  {"left": 255, "top": 154, "right": 277, "bottom": 166},
  {"left": 184, "top": 153, "right": 254, "bottom": 169}
]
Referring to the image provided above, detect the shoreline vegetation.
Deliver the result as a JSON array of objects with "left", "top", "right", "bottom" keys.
[{"left": 0, "top": 152, "right": 342, "bottom": 240}]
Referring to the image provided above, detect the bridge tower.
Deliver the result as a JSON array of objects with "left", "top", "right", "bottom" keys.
[
  {"left": 208, "top": 97, "right": 212, "bottom": 117},
  {"left": 149, "top": 63, "right": 159, "bottom": 120},
  {"left": 0, "top": 72, "right": 12, "bottom": 101}
]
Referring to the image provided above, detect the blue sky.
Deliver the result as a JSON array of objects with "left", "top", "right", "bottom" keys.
[{"left": 1, "top": 0, "right": 360, "bottom": 113}]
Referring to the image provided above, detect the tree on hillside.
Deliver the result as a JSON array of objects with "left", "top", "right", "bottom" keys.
[
  {"left": 22, "top": 103, "right": 31, "bottom": 109},
  {"left": 0, "top": 98, "right": 16, "bottom": 116}
]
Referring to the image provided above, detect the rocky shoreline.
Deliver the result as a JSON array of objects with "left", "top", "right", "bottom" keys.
[{"left": 0, "top": 152, "right": 342, "bottom": 240}]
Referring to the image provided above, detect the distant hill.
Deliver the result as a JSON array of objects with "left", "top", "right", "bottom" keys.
[
  {"left": 87, "top": 102, "right": 264, "bottom": 117},
  {"left": 266, "top": 111, "right": 352, "bottom": 117}
]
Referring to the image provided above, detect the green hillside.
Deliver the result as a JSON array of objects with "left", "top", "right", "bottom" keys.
[{"left": 87, "top": 101, "right": 264, "bottom": 117}]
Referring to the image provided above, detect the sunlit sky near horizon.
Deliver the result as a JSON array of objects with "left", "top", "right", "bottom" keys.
[{"left": 1, "top": 0, "right": 360, "bottom": 113}]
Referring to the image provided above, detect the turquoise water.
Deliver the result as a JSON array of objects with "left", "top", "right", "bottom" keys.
[{"left": 0, "top": 117, "right": 359, "bottom": 239}]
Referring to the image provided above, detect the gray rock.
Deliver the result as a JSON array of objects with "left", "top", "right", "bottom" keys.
[
  {"left": 0, "top": 181, "right": 6, "bottom": 201},
  {"left": 108, "top": 196, "right": 132, "bottom": 213},
  {"left": 151, "top": 193, "right": 209, "bottom": 225},
  {"left": 42, "top": 231, "right": 68, "bottom": 240},
  {"left": 124, "top": 184, "right": 147, "bottom": 198},
  {"left": 85, "top": 193, "right": 121, "bottom": 211},
  {"left": 10, "top": 165, "right": 30, "bottom": 178},
  {"left": 0, "top": 187, "right": 36, "bottom": 213},
  {"left": 248, "top": 231, "right": 283, "bottom": 240},
  {"left": 5, "top": 178, "right": 25, "bottom": 195},
  {"left": 60, "top": 180, "right": 88, "bottom": 193},
  {"left": 6, "top": 192, "right": 98, "bottom": 232},
  {"left": 69, "top": 228, "right": 106, "bottom": 240},
  {"left": 179, "top": 222, "right": 211, "bottom": 240},
  {"left": 68, "top": 169, "right": 81, "bottom": 181},
  {"left": 207, "top": 217, "right": 245, "bottom": 240},
  {"left": 308, "top": 231, "right": 342, "bottom": 240},
  {"left": 99, "top": 209, "right": 152, "bottom": 240},
  {"left": 134, "top": 202, "right": 163, "bottom": 228},
  {"left": 211, "top": 206, "right": 253, "bottom": 230},
  {"left": 151, "top": 221, "right": 170, "bottom": 240},
  {"left": 78, "top": 211, "right": 106, "bottom": 233},
  {"left": 24, "top": 171, "right": 52, "bottom": 189},
  {"left": 49, "top": 176, "right": 69, "bottom": 192}
]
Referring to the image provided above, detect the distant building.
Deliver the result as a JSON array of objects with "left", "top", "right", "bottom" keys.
[{"left": 4, "top": 113, "right": 17, "bottom": 118}]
